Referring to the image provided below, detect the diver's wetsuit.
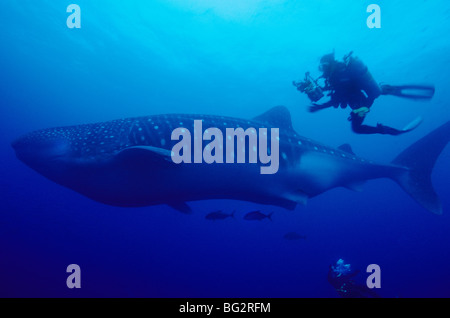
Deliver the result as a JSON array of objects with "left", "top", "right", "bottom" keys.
[{"left": 321, "top": 56, "right": 404, "bottom": 135}]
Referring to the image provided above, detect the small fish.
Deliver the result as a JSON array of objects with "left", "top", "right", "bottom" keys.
[
  {"left": 243, "top": 211, "right": 273, "bottom": 221},
  {"left": 283, "top": 232, "right": 307, "bottom": 240},
  {"left": 205, "top": 210, "right": 235, "bottom": 221}
]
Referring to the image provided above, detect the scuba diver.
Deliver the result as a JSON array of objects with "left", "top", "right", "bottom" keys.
[
  {"left": 327, "top": 259, "right": 379, "bottom": 298},
  {"left": 293, "top": 51, "right": 435, "bottom": 135}
]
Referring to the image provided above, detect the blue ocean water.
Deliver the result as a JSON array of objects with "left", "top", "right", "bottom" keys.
[{"left": 1, "top": 0, "right": 450, "bottom": 297}]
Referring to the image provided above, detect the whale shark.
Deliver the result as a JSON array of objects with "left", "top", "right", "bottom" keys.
[{"left": 11, "top": 106, "right": 450, "bottom": 214}]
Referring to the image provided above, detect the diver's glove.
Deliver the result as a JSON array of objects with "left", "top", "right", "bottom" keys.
[
  {"left": 309, "top": 103, "right": 323, "bottom": 112},
  {"left": 309, "top": 103, "right": 331, "bottom": 113}
]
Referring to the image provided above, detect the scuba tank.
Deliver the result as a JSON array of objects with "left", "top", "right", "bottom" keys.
[
  {"left": 344, "top": 51, "right": 435, "bottom": 100},
  {"left": 344, "top": 51, "right": 382, "bottom": 100}
]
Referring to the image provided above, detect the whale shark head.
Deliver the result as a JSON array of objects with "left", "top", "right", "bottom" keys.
[
  {"left": 11, "top": 124, "right": 85, "bottom": 185},
  {"left": 11, "top": 118, "right": 129, "bottom": 171},
  {"left": 12, "top": 128, "right": 74, "bottom": 176}
]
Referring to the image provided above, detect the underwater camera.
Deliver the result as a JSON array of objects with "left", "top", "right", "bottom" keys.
[{"left": 293, "top": 72, "right": 324, "bottom": 102}]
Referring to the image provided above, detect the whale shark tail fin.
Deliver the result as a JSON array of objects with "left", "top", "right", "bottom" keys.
[{"left": 391, "top": 121, "right": 450, "bottom": 214}]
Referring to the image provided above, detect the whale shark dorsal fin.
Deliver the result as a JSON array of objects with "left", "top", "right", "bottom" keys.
[
  {"left": 338, "top": 143, "right": 355, "bottom": 155},
  {"left": 253, "top": 106, "right": 295, "bottom": 131}
]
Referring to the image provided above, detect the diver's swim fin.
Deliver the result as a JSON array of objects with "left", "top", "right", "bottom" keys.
[
  {"left": 380, "top": 84, "right": 435, "bottom": 100},
  {"left": 377, "top": 117, "right": 422, "bottom": 136},
  {"left": 402, "top": 116, "right": 423, "bottom": 132}
]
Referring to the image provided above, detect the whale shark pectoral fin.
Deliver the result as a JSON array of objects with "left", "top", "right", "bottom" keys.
[
  {"left": 167, "top": 202, "right": 192, "bottom": 214},
  {"left": 344, "top": 181, "right": 366, "bottom": 192},
  {"left": 283, "top": 190, "right": 308, "bottom": 206},
  {"left": 115, "top": 146, "right": 175, "bottom": 165}
]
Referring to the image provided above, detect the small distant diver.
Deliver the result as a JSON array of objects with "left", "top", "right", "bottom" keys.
[
  {"left": 243, "top": 211, "right": 273, "bottom": 221},
  {"left": 293, "top": 51, "right": 435, "bottom": 135},
  {"left": 205, "top": 210, "right": 235, "bottom": 220},
  {"left": 283, "top": 232, "right": 306, "bottom": 240},
  {"left": 327, "top": 259, "right": 379, "bottom": 298}
]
